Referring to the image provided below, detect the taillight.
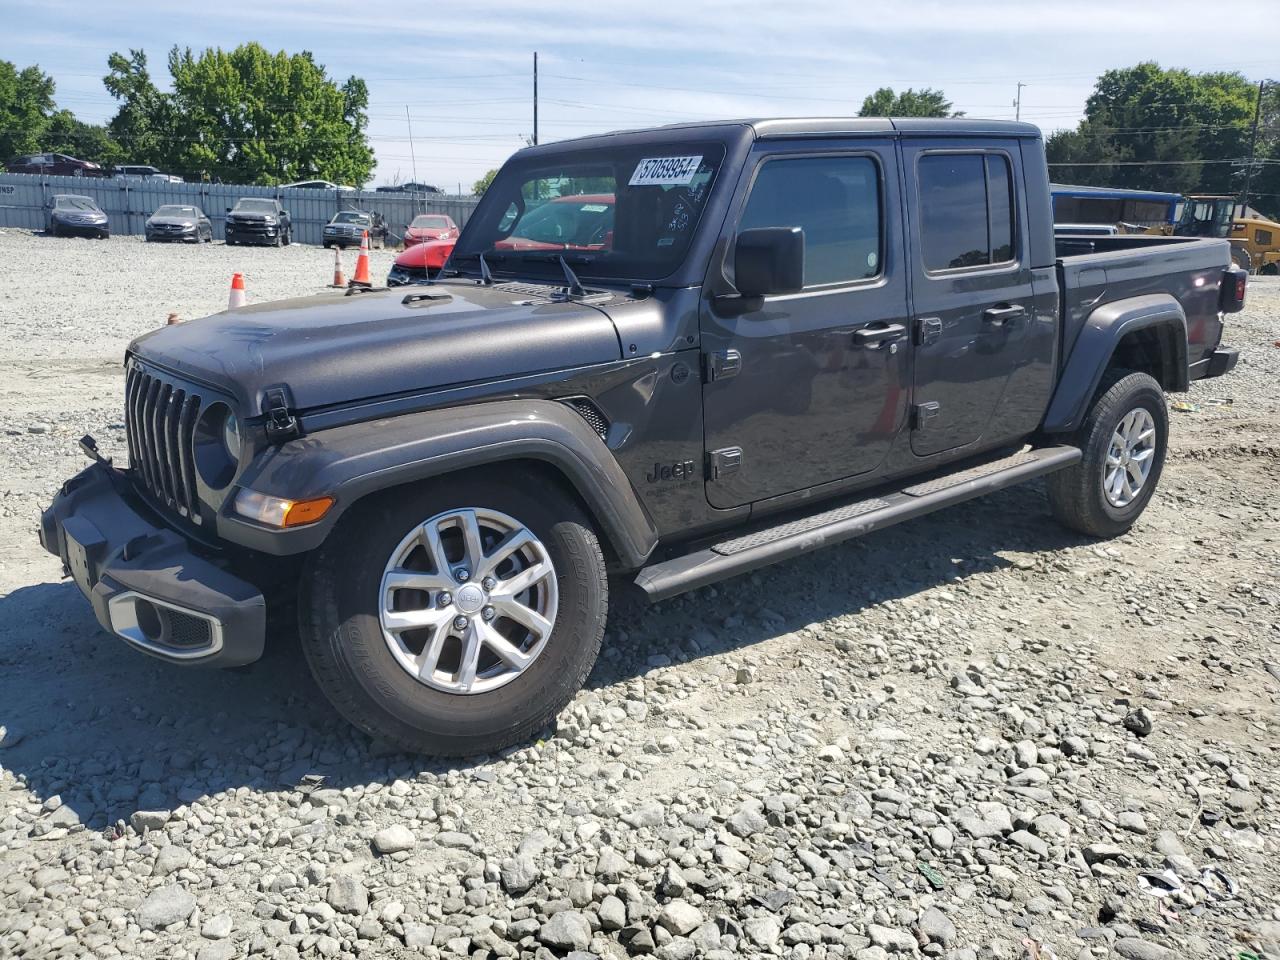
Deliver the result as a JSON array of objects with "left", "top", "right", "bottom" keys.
[{"left": 1219, "top": 266, "right": 1247, "bottom": 313}]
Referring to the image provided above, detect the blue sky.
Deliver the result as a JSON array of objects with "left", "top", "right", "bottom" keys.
[{"left": 13, "top": 0, "right": 1280, "bottom": 189}]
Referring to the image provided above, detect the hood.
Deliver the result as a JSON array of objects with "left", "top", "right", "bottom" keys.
[
  {"left": 129, "top": 280, "right": 624, "bottom": 417},
  {"left": 407, "top": 227, "right": 453, "bottom": 239},
  {"left": 229, "top": 209, "right": 273, "bottom": 221},
  {"left": 148, "top": 215, "right": 197, "bottom": 227},
  {"left": 55, "top": 208, "right": 106, "bottom": 220}
]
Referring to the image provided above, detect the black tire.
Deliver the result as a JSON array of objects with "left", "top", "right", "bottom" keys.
[
  {"left": 1261, "top": 263, "right": 1279, "bottom": 277},
  {"left": 300, "top": 471, "right": 608, "bottom": 755},
  {"left": 283, "top": 227, "right": 292, "bottom": 246},
  {"left": 322, "top": 241, "right": 331, "bottom": 249},
  {"left": 226, "top": 237, "right": 236, "bottom": 246},
  {"left": 1046, "top": 370, "right": 1168, "bottom": 538}
]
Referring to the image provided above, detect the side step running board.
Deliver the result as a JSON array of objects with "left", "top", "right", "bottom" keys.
[{"left": 634, "top": 445, "right": 1081, "bottom": 602}]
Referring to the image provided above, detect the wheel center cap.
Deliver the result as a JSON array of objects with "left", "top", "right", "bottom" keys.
[{"left": 455, "top": 583, "right": 486, "bottom": 614}]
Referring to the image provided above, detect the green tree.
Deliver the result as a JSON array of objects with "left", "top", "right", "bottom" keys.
[
  {"left": 858, "top": 87, "right": 961, "bottom": 118},
  {"left": 1046, "top": 62, "right": 1258, "bottom": 199},
  {"left": 103, "top": 43, "right": 375, "bottom": 184},
  {"left": 44, "top": 111, "right": 124, "bottom": 167},
  {"left": 0, "top": 60, "right": 57, "bottom": 158},
  {"left": 103, "top": 49, "right": 176, "bottom": 169},
  {"left": 473, "top": 168, "right": 499, "bottom": 196}
]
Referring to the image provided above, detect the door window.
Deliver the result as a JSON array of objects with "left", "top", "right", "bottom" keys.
[
  {"left": 739, "top": 155, "right": 882, "bottom": 287},
  {"left": 918, "top": 153, "right": 1016, "bottom": 271}
]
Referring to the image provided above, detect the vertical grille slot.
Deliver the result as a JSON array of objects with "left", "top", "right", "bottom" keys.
[{"left": 123, "top": 362, "right": 209, "bottom": 523}]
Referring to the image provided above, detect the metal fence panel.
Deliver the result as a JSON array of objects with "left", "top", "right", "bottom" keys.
[{"left": 0, "top": 173, "right": 480, "bottom": 246}]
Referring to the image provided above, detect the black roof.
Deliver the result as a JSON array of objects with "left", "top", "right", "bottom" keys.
[{"left": 522, "top": 117, "right": 1040, "bottom": 156}]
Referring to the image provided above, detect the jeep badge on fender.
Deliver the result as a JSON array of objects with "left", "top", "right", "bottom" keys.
[{"left": 646, "top": 460, "right": 698, "bottom": 483}]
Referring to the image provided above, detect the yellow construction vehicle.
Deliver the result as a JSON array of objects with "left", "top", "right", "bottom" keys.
[{"left": 1230, "top": 213, "right": 1280, "bottom": 275}]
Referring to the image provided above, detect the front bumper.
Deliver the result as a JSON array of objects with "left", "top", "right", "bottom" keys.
[
  {"left": 225, "top": 223, "right": 278, "bottom": 244},
  {"left": 53, "top": 221, "right": 109, "bottom": 238},
  {"left": 1189, "top": 346, "right": 1239, "bottom": 380},
  {"left": 40, "top": 462, "right": 265, "bottom": 667}
]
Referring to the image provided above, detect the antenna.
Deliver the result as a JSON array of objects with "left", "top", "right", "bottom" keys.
[{"left": 1014, "top": 82, "right": 1026, "bottom": 121}]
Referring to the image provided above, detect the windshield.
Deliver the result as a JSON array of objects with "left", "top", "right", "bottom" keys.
[
  {"left": 412, "top": 215, "right": 451, "bottom": 229},
  {"left": 155, "top": 205, "right": 198, "bottom": 217},
  {"left": 332, "top": 211, "right": 370, "bottom": 225},
  {"left": 453, "top": 141, "right": 727, "bottom": 282},
  {"left": 56, "top": 196, "right": 99, "bottom": 211},
  {"left": 234, "top": 199, "right": 276, "bottom": 213}
]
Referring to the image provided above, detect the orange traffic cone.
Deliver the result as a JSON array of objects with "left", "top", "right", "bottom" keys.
[
  {"left": 328, "top": 246, "right": 347, "bottom": 288},
  {"left": 349, "top": 231, "right": 371, "bottom": 287},
  {"left": 228, "top": 273, "right": 246, "bottom": 309}
]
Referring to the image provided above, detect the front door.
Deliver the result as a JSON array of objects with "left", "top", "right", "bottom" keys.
[
  {"left": 901, "top": 142, "right": 1038, "bottom": 458},
  {"left": 701, "top": 143, "right": 910, "bottom": 509}
]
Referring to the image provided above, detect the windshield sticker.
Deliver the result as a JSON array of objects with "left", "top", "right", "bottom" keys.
[
  {"left": 580, "top": 203, "right": 610, "bottom": 212},
  {"left": 629, "top": 155, "right": 703, "bottom": 187}
]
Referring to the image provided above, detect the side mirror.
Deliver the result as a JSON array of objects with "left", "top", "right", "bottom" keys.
[{"left": 734, "top": 227, "right": 804, "bottom": 298}]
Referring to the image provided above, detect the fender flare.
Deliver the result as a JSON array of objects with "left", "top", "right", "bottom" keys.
[
  {"left": 219, "top": 399, "right": 659, "bottom": 568},
  {"left": 1042, "top": 294, "right": 1188, "bottom": 434}
]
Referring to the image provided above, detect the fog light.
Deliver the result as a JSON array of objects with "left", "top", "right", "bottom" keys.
[{"left": 234, "top": 490, "right": 334, "bottom": 528}]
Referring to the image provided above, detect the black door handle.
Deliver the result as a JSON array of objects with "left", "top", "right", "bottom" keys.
[
  {"left": 853, "top": 323, "right": 907, "bottom": 346},
  {"left": 983, "top": 304, "right": 1026, "bottom": 325}
]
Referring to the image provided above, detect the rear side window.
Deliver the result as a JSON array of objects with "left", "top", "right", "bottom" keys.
[
  {"left": 740, "top": 155, "right": 882, "bottom": 287},
  {"left": 1257, "top": 228, "right": 1273, "bottom": 246},
  {"left": 918, "top": 153, "right": 1016, "bottom": 271}
]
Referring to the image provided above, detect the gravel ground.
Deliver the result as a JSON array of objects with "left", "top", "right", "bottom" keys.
[{"left": 1, "top": 228, "right": 1277, "bottom": 960}]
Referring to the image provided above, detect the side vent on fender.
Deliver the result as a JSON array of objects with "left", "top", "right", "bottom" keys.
[{"left": 561, "top": 397, "right": 610, "bottom": 440}]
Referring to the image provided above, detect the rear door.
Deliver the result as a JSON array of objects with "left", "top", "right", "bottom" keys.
[
  {"left": 902, "top": 142, "right": 1040, "bottom": 457},
  {"left": 701, "top": 140, "right": 911, "bottom": 508}
]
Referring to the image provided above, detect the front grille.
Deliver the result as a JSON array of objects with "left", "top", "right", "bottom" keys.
[{"left": 124, "top": 363, "right": 204, "bottom": 521}]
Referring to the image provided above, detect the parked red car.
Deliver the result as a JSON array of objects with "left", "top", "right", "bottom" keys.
[
  {"left": 403, "top": 213, "right": 458, "bottom": 247},
  {"left": 386, "top": 195, "right": 616, "bottom": 286},
  {"left": 6, "top": 153, "right": 105, "bottom": 177}
]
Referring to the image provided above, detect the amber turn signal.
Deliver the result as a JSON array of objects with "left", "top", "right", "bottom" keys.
[{"left": 233, "top": 490, "right": 335, "bottom": 528}]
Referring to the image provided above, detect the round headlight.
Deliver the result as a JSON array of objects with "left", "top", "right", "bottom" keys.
[
  {"left": 194, "top": 402, "right": 241, "bottom": 489},
  {"left": 222, "top": 410, "right": 241, "bottom": 460}
]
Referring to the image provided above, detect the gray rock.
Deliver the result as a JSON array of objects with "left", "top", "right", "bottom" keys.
[
  {"left": 868, "top": 924, "right": 917, "bottom": 952},
  {"left": 599, "top": 895, "right": 627, "bottom": 930},
  {"left": 201, "top": 914, "right": 233, "bottom": 939},
  {"left": 373, "top": 824, "right": 417, "bottom": 854},
  {"left": 744, "top": 916, "right": 781, "bottom": 949},
  {"left": 657, "top": 901, "right": 704, "bottom": 936},
  {"left": 130, "top": 809, "right": 171, "bottom": 832},
  {"left": 596, "top": 847, "right": 630, "bottom": 883},
  {"left": 918, "top": 906, "right": 956, "bottom": 946},
  {"left": 1114, "top": 938, "right": 1172, "bottom": 960},
  {"left": 153, "top": 844, "right": 191, "bottom": 877},
  {"left": 1118, "top": 811, "right": 1148, "bottom": 834},
  {"left": 327, "top": 875, "right": 369, "bottom": 915},
  {"left": 500, "top": 854, "right": 539, "bottom": 894},
  {"left": 539, "top": 911, "right": 592, "bottom": 951},
  {"left": 196, "top": 942, "right": 237, "bottom": 960},
  {"left": 1082, "top": 842, "right": 1129, "bottom": 865},
  {"left": 930, "top": 826, "right": 954, "bottom": 850},
  {"left": 137, "top": 884, "right": 197, "bottom": 930},
  {"left": 403, "top": 921, "right": 434, "bottom": 950},
  {"left": 622, "top": 803, "right": 665, "bottom": 829},
  {"left": 1009, "top": 829, "right": 1049, "bottom": 858},
  {"left": 783, "top": 922, "right": 821, "bottom": 946},
  {"left": 1123, "top": 708, "right": 1154, "bottom": 737},
  {"left": 727, "top": 802, "right": 768, "bottom": 838},
  {"left": 434, "top": 830, "right": 474, "bottom": 848}
]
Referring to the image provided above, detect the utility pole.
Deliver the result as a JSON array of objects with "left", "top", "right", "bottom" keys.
[
  {"left": 1239, "top": 79, "right": 1267, "bottom": 215},
  {"left": 1014, "top": 82, "right": 1025, "bottom": 121},
  {"left": 405, "top": 106, "right": 419, "bottom": 188},
  {"left": 533, "top": 51, "right": 539, "bottom": 146}
]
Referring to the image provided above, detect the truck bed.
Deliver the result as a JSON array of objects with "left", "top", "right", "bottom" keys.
[{"left": 1056, "top": 234, "right": 1231, "bottom": 372}]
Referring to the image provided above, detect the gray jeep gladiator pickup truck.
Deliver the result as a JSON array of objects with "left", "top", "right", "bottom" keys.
[{"left": 40, "top": 118, "right": 1244, "bottom": 755}]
